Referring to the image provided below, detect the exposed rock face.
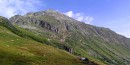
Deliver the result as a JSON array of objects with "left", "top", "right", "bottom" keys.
[
  {"left": 39, "top": 20, "right": 59, "bottom": 32},
  {"left": 9, "top": 9, "right": 130, "bottom": 65},
  {"left": 10, "top": 15, "right": 59, "bottom": 33}
]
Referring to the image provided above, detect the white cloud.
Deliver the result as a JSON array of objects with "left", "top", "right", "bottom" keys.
[
  {"left": 64, "top": 11, "right": 93, "bottom": 24},
  {"left": 65, "top": 11, "right": 73, "bottom": 17},
  {"left": 0, "top": 0, "right": 45, "bottom": 18},
  {"left": 118, "top": 30, "right": 130, "bottom": 38}
]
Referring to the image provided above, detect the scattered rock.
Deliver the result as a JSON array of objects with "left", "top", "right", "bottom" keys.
[{"left": 11, "top": 40, "right": 14, "bottom": 41}]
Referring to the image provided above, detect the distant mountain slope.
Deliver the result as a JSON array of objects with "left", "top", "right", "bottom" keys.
[
  {"left": 0, "top": 16, "right": 89, "bottom": 65},
  {"left": 9, "top": 9, "right": 130, "bottom": 65}
]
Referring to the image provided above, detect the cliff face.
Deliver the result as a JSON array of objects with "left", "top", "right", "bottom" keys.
[{"left": 10, "top": 9, "right": 130, "bottom": 65}]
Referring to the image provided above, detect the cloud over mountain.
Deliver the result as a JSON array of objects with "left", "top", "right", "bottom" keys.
[
  {"left": 0, "top": 0, "right": 45, "bottom": 18},
  {"left": 64, "top": 11, "right": 93, "bottom": 24}
]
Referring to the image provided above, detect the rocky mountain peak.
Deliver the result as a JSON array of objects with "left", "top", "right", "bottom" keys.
[
  {"left": 44, "top": 9, "right": 59, "bottom": 13},
  {"left": 25, "top": 9, "right": 75, "bottom": 21},
  {"left": 25, "top": 9, "right": 57, "bottom": 16}
]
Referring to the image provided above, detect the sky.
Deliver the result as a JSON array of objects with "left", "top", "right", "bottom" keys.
[{"left": 0, "top": 0, "right": 130, "bottom": 38}]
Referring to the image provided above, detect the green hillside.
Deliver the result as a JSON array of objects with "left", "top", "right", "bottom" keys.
[{"left": 0, "top": 17, "right": 90, "bottom": 65}]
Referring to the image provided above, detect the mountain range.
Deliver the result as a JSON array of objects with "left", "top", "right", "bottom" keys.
[{"left": 0, "top": 9, "right": 130, "bottom": 65}]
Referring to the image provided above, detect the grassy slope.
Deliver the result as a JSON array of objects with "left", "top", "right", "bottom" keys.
[
  {"left": 48, "top": 19, "right": 130, "bottom": 65},
  {"left": 64, "top": 28, "right": 130, "bottom": 65},
  {"left": 0, "top": 17, "right": 86, "bottom": 65}
]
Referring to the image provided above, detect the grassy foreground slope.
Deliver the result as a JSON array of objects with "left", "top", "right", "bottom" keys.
[{"left": 0, "top": 17, "right": 87, "bottom": 65}]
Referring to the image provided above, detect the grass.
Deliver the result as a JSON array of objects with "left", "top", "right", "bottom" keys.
[
  {"left": 0, "top": 17, "right": 86, "bottom": 65},
  {"left": 0, "top": 26, "right": 85, "bottom": 65},
  {"left": 64, "top": 29, "right": 130, "bottom": 65}
]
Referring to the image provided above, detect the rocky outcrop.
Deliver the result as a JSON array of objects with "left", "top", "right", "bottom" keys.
[
  {"left": 39, "top": 20, "right": 59, "bottom": 32},
  {"left": 10, "top": 15, "right": 59, "bottom": 33}
]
